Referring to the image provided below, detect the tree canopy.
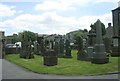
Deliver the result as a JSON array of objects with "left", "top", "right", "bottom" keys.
[
  {"left": 90, "top": 21, "right": 106, "bottom": 36},
  {"left": 12, "top": 31, "right": 37, "bottom": 43}
]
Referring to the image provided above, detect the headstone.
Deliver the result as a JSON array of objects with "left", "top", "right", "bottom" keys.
[
  {"left": 20, "top": 34, "right": 34, "bottom": 59},
  {"left": 77, "top": 36, "right": 88, "bottom": 61},
  {"left": 83, "top": 39, "right": 87, "bottom": 49},
  {"left": 105, "top": 23, "right": 113, "bottom": 38},
  {"left": 37, "top": 36, "right": 46, "bottom": 56},
  {"left": 43, "top": 50, "right": 58, "bottom": 66},
  {"left": 92, "top": 19, "right": 109, "bottom": 64},
  {"left": 58, "top": 37, "right": 64, "bottom": 57},
  {"left": 103, "top": 37, "right": 112, "bottom": 53},
  {"left": 34, "top": 41, "right": 39, "bottom": 55},
  {"left": 87, "top": 29, "right": 96, "bottom": 60},
  {"left": 64, "top": 39, "right": 72, "bottom": 58},
  {"left": 0, "top": 31, "right": 5, "bottom": 59},
  {"left": 112, "top": 6, "right": 120, "bottom": 57},
  {"left": 49, "top": 40, "right": 54, "bottom": 49},
  {"left": 54, "top": 36, "right": 59, "bottom": 55}
]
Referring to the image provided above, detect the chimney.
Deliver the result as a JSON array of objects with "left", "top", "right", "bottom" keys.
[{"left": 108, "top": 23, "right": 111, "bottom": 27}]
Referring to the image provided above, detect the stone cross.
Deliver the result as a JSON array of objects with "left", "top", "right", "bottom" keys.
[{"left": 92, "top": 19, "right": 109, "bottom": 64}]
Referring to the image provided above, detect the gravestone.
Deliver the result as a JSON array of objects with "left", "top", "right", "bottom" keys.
[
  {"left": 64, "top": 39, "right": 72, "bottom": 58},
  {"left": 20, "top": 34, "right": 34, "bottom": 59},
  {"left": 48, "top": 40, "right": 54, "bottom": 50},
  {"left": 87, "top": 29, "right": 96, "bottom": 60},
  {"left": 77, "top": 36, "right": 88, "bottom": 61},
  {"left": 91, "top": 19, "right": 109, "bottom": 64},
  {"left": 0, "top": 31, "right": 5, "bottom": 59},
  {"left": 103, "top": 37, "right": 112, "bottom": 53},
  {"left": 43, "top": 50, "right": 58, "bottom": 66},
  {"left": 54, "top": 36, "right": 59, "bottom": 55},
  {"left": 37, "top": 36, "right": 46, "bottom": 56},
  {"left": 58, "top": 37, "right": 64, "bottom": 57},
  {"left": 34, "top": 41, "right": 39, "bottom": 55}
]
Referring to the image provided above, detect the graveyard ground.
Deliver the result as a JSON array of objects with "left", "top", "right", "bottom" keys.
[{"left": 5, "top": 50, "right": 119, "bottom": 76}]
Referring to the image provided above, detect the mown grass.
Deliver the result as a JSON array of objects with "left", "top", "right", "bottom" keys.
[{"left": 5, "top": 50, "right": 119, "bottom": 76}]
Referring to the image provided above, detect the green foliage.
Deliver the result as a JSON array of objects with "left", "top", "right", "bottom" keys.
[
  {"left": 73, "top": 29, "right": 88, "bottom": 45},
  {"left": 90, "top": 21, "right": 106, "bottom": 36},
  {"left": 76, "top": 36, "right": 83, "bottom": 50},
  {"left": 19, "top": 31, "right": 37, "bottom": 42},
  {"left": 73, "top": 30, "right": 85, "bottom": 41},
  {"left": 12, "top": 34, "right": 20, "bottom": 43},
  {"left": 6, "top": 50, "right": 119, "bottom": 75},
  {"left": 12, "top": 31, "right": 37, "bottom": 43},
  {"left": 83, "top": 29, "right": 88, "bottom": 33}
]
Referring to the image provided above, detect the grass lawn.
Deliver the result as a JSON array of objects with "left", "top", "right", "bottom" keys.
[{"left": 5, "top": 50, "right": 119, "bottom": 76}]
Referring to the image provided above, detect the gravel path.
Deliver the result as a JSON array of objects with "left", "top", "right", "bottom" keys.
[{"left": 2, "top": 59, "right": 119, "bottom": 79}]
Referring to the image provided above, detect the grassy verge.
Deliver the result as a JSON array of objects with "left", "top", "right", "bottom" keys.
[{"left": 5, "top": 50, "right": 119, "bottom": 76}]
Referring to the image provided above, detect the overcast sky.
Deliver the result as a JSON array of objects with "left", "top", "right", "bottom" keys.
[{"left": 0, "top": 0, "right": 119, "bottom": 36}]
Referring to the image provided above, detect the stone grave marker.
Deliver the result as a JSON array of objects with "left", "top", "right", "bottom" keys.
[
  {"left": 87, "top": 29, "right": 96, "bottom": 60},
  {"left": 43, "top": 50, "right": 58, "bottom": 66},
  {"left": 58, "top": 37, "right": 65, "bottom": 57},
  {"left": 64, "top": 39, "right": 72, "bottom": 58},
  {"left": 77, "top": 36, "right": 89, "bottom": 61},
  {"left": 20, "top": 34, "right": 34, "bottom": 59},
  {"left": 0, "top": 31, "right": 5, "bottom": 59},
  {"left": 37, "top": 36, "right": 46, "bottom": 56},
  {"left": 91, "top": 19, "right": 109, "bottom": 64}
]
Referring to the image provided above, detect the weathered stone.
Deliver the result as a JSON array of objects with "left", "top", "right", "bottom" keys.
[
  {"left": 58, "top": 37, "right": 64, "bottom": 57},
  {"left": 77, "top": 36, "right": 89, "bottom": 61},
  {"left": 34, "top": 41, "right": 39, "bottom": 55},
  {"left": 64, "top": 39, "right": 72, "bottom": 58},
  {"left": 54, "top": 36, "right": 60, "bottom": 55},
  {"left": 43, "top": 50, "right": 58, "bottom": 66},
  {"left": 87, "top": 29, "right": 96, "bottom": 60},
  {"left": 0, "top": 31, "right": 5, "bottom": 59},
  {"left": 20, "top": 34, "right": 34, "bottom": 59},
  {"left": 112, "top": 6, "right": 120, "bottom": 57},
  {"left": 37, "top": 36, "right": 46, "bottom": 56},
  {"left": 103, "top": 37, "right": 112, "bottom": 53},
  {"left": 92, "top": 19, "right": 109, "bottom": 64}
]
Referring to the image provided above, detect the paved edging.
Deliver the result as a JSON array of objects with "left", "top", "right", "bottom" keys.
[{"left": 2, "top": 59, "right": 119, "bottom": 79}]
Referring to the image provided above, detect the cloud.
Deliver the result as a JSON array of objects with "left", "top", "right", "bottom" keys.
[
  {"left": 95, "top": 0, "right": 119, "bottom": 3},
  {"left": 1, "top": 12, "right": 112, "bottom": 35},
  {"left": 35, "top": 0, "right": 119, "bottom": 11},
  {"left": 78, "top": 13, "right": 112, "bottom": 30},
  {"left": 18, "top": 10, "right": 23, "bottom": 14},
  {"left": 0, "top": 3, "right": 16, "bottom": 17},
  {"left": 35, "top": 0, "right": 76, "bottom": 11}
]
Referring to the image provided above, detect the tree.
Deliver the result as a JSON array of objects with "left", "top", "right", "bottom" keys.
[
  {"left": 83, "top": 29, "right": 88, "bottom": 33},
  {"left": 19, "top": 31, "right": 37, "bottom": 43},
  {"left": 12, "top": 34, "right": 20, "bottom": 43},
  {"left": 90, "top": 20, "right": 106, "bottom": 36}
]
